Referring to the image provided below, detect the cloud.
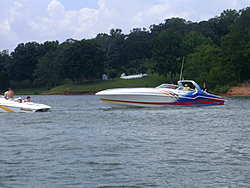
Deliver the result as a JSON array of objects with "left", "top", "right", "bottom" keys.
[
  {"left": 27, "top": 0, "right": 118, "bottom": 41},
  {"left": 0, "top": 19, "right": 18, "bottom": 46},
  {"left": 130, "top": 2, "right": 175, "bottom": 27},
  {"left": 0, "top": 1, "right": 29, "bottom": 52},
  {"left": 47, "top": 0, "right": 65, "bottom": 20}
]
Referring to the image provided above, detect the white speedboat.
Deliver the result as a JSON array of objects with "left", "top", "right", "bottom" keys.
[
  {"left": 95, "top": 80, "right": 225, "bottom": 108},
  {"left": 0, "top": 97, "right": 51, "bottom": 113}
]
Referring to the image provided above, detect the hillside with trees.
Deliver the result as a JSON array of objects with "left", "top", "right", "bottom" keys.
[{"left": 1, "top": 7, "right": 250, "bottom": 93}]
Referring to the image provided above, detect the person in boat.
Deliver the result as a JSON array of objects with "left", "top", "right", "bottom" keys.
[
  {"left": 4, "top": 88, "right": 14, "bottom": 100},
  {"left": 18, "top": 97, "right": 23, "bottom": 103},
  {"left": 24, "top": 96, "right": 32, "bottom": 102},
  {"left": 201, "top": 83, "right": 208, "bottom": 93},
  {"left": 183, "top": 84, "right": 191, "bottom": 91}
]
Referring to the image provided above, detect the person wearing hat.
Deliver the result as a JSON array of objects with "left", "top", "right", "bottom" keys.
[
  {"left": 4, "top": 88, "right": 14, "bottom": 100},
  {"left": 18, "top": 97, "right": 23, "bottom": 103}
]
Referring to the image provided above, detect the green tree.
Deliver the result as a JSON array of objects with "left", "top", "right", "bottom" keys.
[
  {"left": 43, "top": 41, "right": 59, "bottom": 52},
  {"left": 138, "top": 65, "right": 148, "bottom": 74},
  {"left": 152, "top": 28, "right": 183, "bottom": 81},
  {"left": 63, "top": 39, "right": 106, "bottom": 82},
  {"left": 109, "top": 69, "right": 118, "bottom": 80},
  {"left": 220, "top": 7, "right": 250, "bottom": 83},
  {"left": 0, "top": 50, "right": 11, "bottom": 90},
  {"left": 10, "top": 42, "right": 46, "bottom": 84},
  {"left": 184, "top": 44, "right": 225, "bottom": 88},
  {"left": 34, "top": 51, "right": 63, "bottom": 88},
  {"left": 150, "top": 17, "right": 195, "bottom": 38},
  {"left": 95, "top": 29, "right": 125, "bottom": 73},
  {"left": 196, "top": 9, "right": 238, "bottom": 45},
  {"left": 181, "top": 31, "right": 212, "bottom": 55},
  {"left": 33, "top": 39, "right": 75, "bottom": 88},
  {"left": 216, "top": 9, "right": 238, "bottom": 37},
  {"left": 128, "top": 68, "right": 136, "bottom": 75},
  {"left": 123, "top": 28, "right": 152, "bottom": 71}
]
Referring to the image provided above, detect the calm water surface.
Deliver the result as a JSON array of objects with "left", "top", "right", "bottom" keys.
[{"left": 1, "top": 95, "right": 250, "bottom": 187}]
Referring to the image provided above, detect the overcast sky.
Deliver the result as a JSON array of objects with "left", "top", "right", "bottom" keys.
[{"left": 0, "top": 0, "right": 249, "bottom": 52}]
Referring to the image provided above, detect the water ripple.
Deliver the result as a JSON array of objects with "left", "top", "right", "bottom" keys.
[{"left": 1, "top": 96, "right": 250, "bottom": 187}]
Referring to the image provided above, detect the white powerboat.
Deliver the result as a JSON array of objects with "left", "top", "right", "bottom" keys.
[
  {"left": 95, "top": 80, "right": 225, "bottom": 108},
  {"left": 0, "top": 97, "right": 51, "bottom": 113}
]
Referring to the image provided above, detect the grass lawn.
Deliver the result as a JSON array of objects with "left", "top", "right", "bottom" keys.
[
  {"left": 7, "top": 74, "right": 176, "bottom": 95},
  {"left": 45, "top": 74, "right": 173, "bottom": 95}
]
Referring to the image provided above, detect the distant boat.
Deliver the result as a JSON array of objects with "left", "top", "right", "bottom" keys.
[
  {"left": 0, "top": 97, "right": 51, "bottom": 112},
  {"left": 95, "top": 80, "right": 225, "bottom": 108}
]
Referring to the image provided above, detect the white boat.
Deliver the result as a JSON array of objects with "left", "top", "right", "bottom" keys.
[
  {"left": 0, "top": 97, "right": 51, "bottom": 113},
  {"left": 120, "top": 73, "right": 147, "bottom": 79},
  {"left": 95, "top": 80, "right": 225, "bottom": 108}
]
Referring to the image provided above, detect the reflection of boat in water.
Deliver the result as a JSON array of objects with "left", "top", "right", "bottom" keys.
[
  {"left": 0, "top": 97, "right": 51, "bottom": 112},
  {"left": 95, "top": 80, "right": 226, "bottom": 108}
]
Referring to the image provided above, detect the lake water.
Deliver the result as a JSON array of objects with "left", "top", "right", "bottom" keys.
[{"left": 1, "top": 95, "right": 250, "bottom": 187}]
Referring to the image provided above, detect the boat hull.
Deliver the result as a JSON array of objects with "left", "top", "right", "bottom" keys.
[
  {"left": 96, "top": 88, "right": 176, "bottom": 107},
  {"left": 100, "top": 95, "right": 176, "bottom": 108},
  {"left": 98, "top": 94, "right": 225, "bottom": 108},
  {"left": 96, "top": 84, "right": 225, "bottom": 108}
]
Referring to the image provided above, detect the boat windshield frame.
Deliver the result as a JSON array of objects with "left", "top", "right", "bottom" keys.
[
  {"left": 156, "top": 84, "right": 179, "bottom": 89},
  {"left": 157, "top": 80, "right": 203, "bottom": 92},
  {"left": 177, "top": 80, "right": 203, "bottom": 92}
]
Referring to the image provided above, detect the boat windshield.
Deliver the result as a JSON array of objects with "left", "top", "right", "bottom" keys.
[
  {"left": 156, "top": 84, "right": 179, "bottom": 89},
  {"left": 177, "top": 81, "right": 197, "bottom": 91}
]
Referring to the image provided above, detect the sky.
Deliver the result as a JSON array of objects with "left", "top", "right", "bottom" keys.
[{"left": 0, "top": 0, "right": 249, "bottom": 52}]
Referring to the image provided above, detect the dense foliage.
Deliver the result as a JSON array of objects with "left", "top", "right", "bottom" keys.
[{"left": 1, "top": 7, "right": 250, "bottom": 92}]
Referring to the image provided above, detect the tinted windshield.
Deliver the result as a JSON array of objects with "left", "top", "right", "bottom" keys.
[{"left": 156, "top": 84, "right": 179, "bottom": 89}]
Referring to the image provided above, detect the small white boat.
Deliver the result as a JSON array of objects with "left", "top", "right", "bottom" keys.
[
  {"left": 95, "top": 80, "right": 225, "bottom": 108},
  {"left": 0, "top": 97, "right": 51, "bottom": 113},
  {"left": 120, "top": 73, "right": 147, "bottom": 79}
]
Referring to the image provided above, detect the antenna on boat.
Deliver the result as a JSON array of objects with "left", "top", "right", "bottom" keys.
[{"left": 179, "top": 56, "right": 184, "bottom": 81}]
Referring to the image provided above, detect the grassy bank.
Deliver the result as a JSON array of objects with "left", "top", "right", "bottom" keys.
[
  {"left": 6, "top": 75, "right": 250, "bottom": 96},
  {"left": 44, "top": 74, "right": 170, "bottom": 95},
  {"left": 11, "top": 74, "right": 171, "bottom": 95}
]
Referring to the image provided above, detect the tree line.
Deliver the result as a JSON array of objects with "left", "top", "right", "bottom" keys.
[{"left": 1, "top": 7, "right": 250, "bottom": 92}]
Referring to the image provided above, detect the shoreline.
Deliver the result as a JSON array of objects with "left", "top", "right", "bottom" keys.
[
  {"left": 219, "top": 86, "right": 250, "bottom": 97},
  {"left": 44, "top": 86, "right": 250, "bottom": 97},
  {"left": 11, "top": 86, "right": 250, "bottom": 97}
]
